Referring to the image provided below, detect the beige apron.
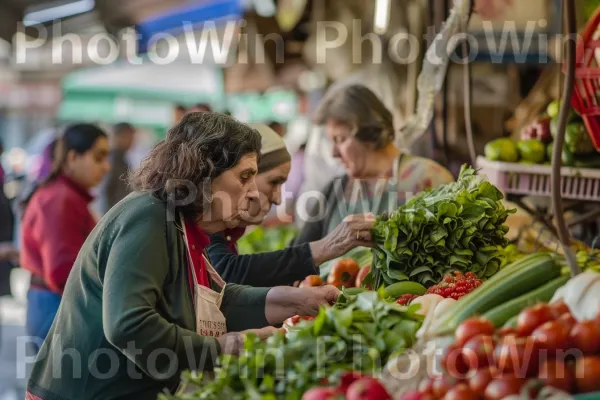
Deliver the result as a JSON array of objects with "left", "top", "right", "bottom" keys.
[{"left": 181, "top": 217, "right": 228, "bottom": 338}]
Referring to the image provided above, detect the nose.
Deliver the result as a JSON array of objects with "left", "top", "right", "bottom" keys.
[
  {"left": 332, "top": 144, "right": 341, "bottom": 159},
  {"left": 271, "top": 186, "right": 282, "bottom": 206},
  {"left": 247, "top": 179, "right": 259, "bottom": 201}
]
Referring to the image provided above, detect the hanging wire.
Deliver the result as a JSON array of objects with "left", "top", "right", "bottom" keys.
[
  {"left": 462, "top": 0, "right": 477, "bottom": 167},
  {"left": 551, "top": 0, "right": 581, "bottom": 277}
]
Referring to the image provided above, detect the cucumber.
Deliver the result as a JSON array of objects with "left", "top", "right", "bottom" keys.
[
  {"left": 482, "top": 275, "right": 570, "bottom": 327},
  {"left": 434, "top": 253, "right": 559, "bottom": 334},
  {"left": 383, "top": 281, "right": 427, "bottom": 298},
  {"left": 343, "top": 287, "right": 368, "bottom": 295},
  {"left": 503, "top": 315, "right": 519, "bottom": 330}
]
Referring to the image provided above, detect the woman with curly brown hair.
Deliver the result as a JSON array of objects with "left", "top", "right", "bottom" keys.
[{"left": 26, "top": 112, "right": 339, "bottom": 400}]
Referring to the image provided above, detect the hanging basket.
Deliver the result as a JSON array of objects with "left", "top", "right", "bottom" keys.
[
  {"left": 570, "top": 6, "right": 600, "bottom": 150},
  {"left": 477, "top": 156, "right": 600, "bottom": 201}
]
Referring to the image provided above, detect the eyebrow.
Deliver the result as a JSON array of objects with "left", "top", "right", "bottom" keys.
[{"left": 241, "top": 168, "right": 258, "bottom": 176}]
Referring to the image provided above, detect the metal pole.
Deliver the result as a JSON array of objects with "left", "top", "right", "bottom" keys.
[
  {"left": 551, "top": 0, "right": 581, "bottom": 277},
  {"left": 463, "top": 0, "right": 476, "bottom": 167}
]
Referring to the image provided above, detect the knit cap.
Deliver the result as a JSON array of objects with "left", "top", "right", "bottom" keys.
[{"left": 249, "top": 123, "right": 291, "bottom": 173}]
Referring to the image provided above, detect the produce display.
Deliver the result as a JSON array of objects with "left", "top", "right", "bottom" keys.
[
  {"left": 484, "top": 101, "right": 600, "bottom": 168},
  {"left": 162, "top": 290, "right": 423, "bottom": 399},
  {"left": 403, "top": 296, "right": 600, "bottom": 400},
  {"left": 237, "top": 225, "right": 298, "bottom": 255},
  {"left": 370, "top": 166, "right": 514, "bottom": 288}
]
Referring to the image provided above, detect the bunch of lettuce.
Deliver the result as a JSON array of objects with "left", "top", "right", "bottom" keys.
[{"left": 369, "top": 165, "right": 515, "bottom": 289}]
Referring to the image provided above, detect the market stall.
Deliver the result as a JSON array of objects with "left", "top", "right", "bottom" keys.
[{"left": 153, "top": 2, "right": 600, "bottom": 400}]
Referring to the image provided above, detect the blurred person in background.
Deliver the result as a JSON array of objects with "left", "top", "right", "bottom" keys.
[
  {"left": 208, "top": 124, "right": 375, "bottom": 287},
  {"left": 187, "top": 103, "right": 212, "bottom": 114},
  {"left": 0, "top": 138, "right": 17, "bottom": 297},
  {"left": 268, "top": 121, "right": 285, "bottom": 137},
  {"left": 98, "top": 122, "right": 136, "bottom": 214},
  {"left": 20, "top": 124, "right": 110, "bottom": 348},
  {"left": 173, "top": 104, "right": 187, "bottom": 125},
  {"left": 293, "top": 84, "right": 454, "bottom": 245}
]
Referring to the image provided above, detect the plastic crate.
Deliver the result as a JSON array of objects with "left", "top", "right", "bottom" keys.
[
  {"left": 477, "top": 156, "right": 600, "bottom": 201},
  {"left": 570, "top": 6, "right": 600, "bottom": 150}
]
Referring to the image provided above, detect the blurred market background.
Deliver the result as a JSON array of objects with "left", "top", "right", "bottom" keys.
[{"left": 0, "top": 0, "right": 597, "bottom": 398}]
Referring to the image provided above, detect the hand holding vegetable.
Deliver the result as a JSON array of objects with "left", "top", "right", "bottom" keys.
[
  {"left": 309, "top": 213, "right": 376, "bottom": 266},
  {"left": 217, "top": 326, "right": 283, "bottom": 355},
  {"left": 265, "top": 285, "right": 340, "bottom": 324}
]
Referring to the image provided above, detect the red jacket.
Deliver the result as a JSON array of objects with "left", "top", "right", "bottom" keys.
[{"left": 20, "top": 175, "right": 96, "bottom": 294}]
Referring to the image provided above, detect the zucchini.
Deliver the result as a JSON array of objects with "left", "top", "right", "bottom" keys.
[
  {"left": 383, "top": 281, "right": 427, "bottom": 298},
  {"left": 343, "top": 287, "right": 368, "bottom": 295},
  {"left": 434, "top": 253, "right": 559, "bottom": 334},
  {"left": 483, "top": 275, "right": 570, "bottom": 327},
  {"left": 503, "top": 315, "right": 519, "bottom": 330}
]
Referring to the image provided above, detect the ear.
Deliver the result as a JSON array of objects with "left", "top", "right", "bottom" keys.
[{"left": 65, "top": 149, "right": 78, "bottom": 166}]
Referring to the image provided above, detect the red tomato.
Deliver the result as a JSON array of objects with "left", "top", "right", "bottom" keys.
[
  {"left": 575, "top": 356, "right": 600, "bottom": 393},
  {"left": 570, "top": 321, "right": 600, "bottom": 355},
  {"left": 338, "top": 372, "right": 364, "bottom": 395},
  {"left": 496, "top": 327, "right": 518, "bottom": 338},
  {"left": 327, "top": 259, "right": 359, "bottom": 288},
  {"left": 462, "top": 335, "right": 495, "bottom": 371},
  {"left": 531, "top": 320, "right": 571, "bottom": 357},
  {"left": 441, "top": 344, "right": 469, "bottom": 378},
  {"left": 517, "top": 304, "right": 555, "bottom": 337},
  {"left": 346, "top": 377, "right": 391, "bottom": 400},
  {"left": 443, "top": 384, "right": 479, "bottom": 400},
  {"left": 299, "top": 275, "right": 323, "bottom": 288},
  {"left": 484, "top": 376, "right": 525, "bottom": 400},
  {"left": 432, "top": 375, "right": 459, "bottom": 398},
  {"left": 301, "top": 387, "right": 340, "bottom": 400},
  {"left": 418, "top": 377, "right": 435, "bottom": 394},
  {"left": 456, "top": 318, "right": 495, "bottom": 347},
  {"left": 355, "top": 265, "right": 371, "bottom": 289},
  {"left": 558, "top": 312, "right": 577, "bottom": 333},
  {"left": 538, "top": 359, "right": 575, "bottom": 393},
  {"left": 468, "top": 366, "right": 497, "bottom": 397},
  {"left": 494, "top": 336, "right": 541, "bottom": 377},
  {"left": 550, "top": 301, "right": 570, "bottom": 318}
]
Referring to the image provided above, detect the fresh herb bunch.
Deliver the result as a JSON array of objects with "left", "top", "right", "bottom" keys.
[
  {"left": 159, "top": 290, "right": 423, "bottom": 400},
  {"left": 369, "top": 165, "right": 515, "bottom": 289},
  {"left": 237, "top": 225, "right": 297, "bottom": 255}
]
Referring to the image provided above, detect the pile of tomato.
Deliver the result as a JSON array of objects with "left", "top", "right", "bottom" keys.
[
  {"left": 425, "top": 272, "right": 483, "bottom": 300},
  {"left": 404, "top": 301, "right": 600, "bottom": 399}
]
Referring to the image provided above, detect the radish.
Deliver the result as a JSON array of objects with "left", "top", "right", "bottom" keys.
[
  {"left": 346, "top": 377, "right": 392, "bottom": 400},
  {"left": 301, "top": 387, "right": 340, "bottom": 400},
  {"left": 338, "top": 372, "right": 364, "bottom": 394},
  {"left": 399, "top": 390, "right": 424, "bottom": 400}
]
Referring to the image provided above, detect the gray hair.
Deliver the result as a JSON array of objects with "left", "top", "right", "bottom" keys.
[{"left": 314, "top": 84, "right": 395, "bottom": 149}]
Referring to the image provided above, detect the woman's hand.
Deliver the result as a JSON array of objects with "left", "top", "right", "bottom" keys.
[
  {"left": 218, "top": 326, "right": 284, "bottom": 355},
  {"left": 293, "top": 285, "right": 340, "bottom": 317},
  {"left": 309, "top": 213, "right": 376, "bottom": 266},
  {"left": 265, "top": 285, "right": 340, "bottom": 325}
]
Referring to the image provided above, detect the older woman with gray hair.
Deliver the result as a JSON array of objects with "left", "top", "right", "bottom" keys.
[
  {"left": 294, "top": 84, "right": 454, "bottom": 245},
  {"left": 26, "top": 113, "right": 339, "bottom": 400}
]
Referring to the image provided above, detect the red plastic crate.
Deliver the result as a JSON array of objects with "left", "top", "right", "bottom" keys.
[{"left": 570, "top": 6, "right": 600, "bottom": 150}]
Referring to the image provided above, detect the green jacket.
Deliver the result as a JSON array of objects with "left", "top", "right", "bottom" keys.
[{"left": 27, "top": 192, "right": 271, "bottom": 400}]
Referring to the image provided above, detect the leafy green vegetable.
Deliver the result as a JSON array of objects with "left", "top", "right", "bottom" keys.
[
  {"left": 159, "top": 290, "right": 423, "bottom": 400},
  {"left": 370, "top": 165, "right": 515, "bottom": 288},
  {"left": 237, "top": 225, "right": 297, "bottom": 255}
]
